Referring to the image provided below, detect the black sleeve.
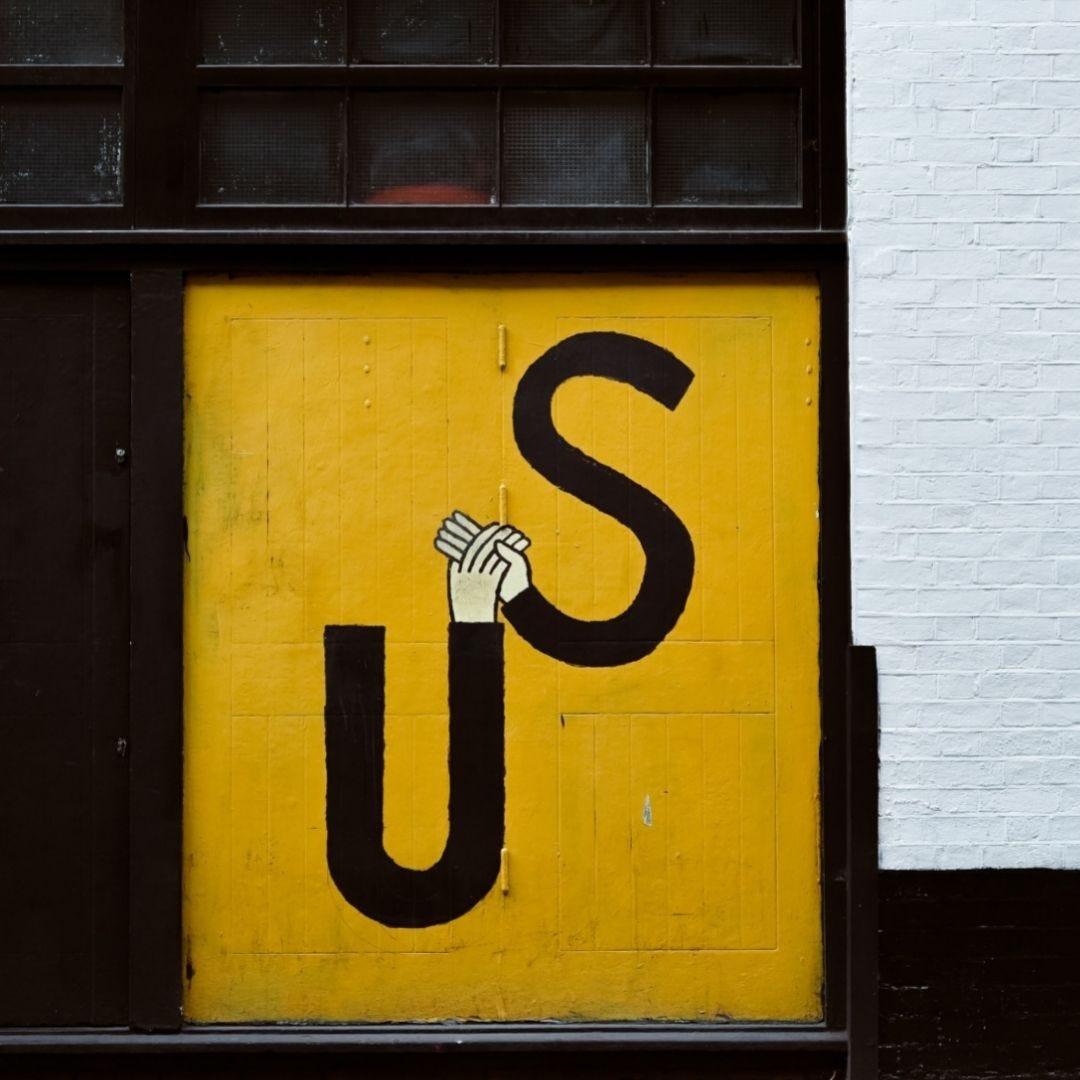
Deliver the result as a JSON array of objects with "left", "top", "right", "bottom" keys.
[
  {"left": 502, "top": 585, "right": 666, "bottom": 668},
  {"left": 323, "top": 621, "right": 505, "bottom": 929}
]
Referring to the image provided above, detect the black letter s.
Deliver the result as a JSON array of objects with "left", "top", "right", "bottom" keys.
[{"left": 503, "top": 332, "right": 696, "bottom": 667}]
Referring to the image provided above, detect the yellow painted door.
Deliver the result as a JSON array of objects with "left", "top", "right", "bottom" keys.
[{"left": 183, "top": 274, "right": 821, "bottom": 1022}]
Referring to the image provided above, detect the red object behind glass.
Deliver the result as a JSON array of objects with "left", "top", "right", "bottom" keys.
[{"left": 365, "top": 184, "right": 490, "bottom": 204}]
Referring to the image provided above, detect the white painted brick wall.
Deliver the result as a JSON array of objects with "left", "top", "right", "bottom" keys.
[{"left": 849, "top": 0, "right": 1080, "bottom": 867}]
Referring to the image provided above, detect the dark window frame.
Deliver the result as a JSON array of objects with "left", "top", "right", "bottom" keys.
[
  {"left": 0, "top": 4, "right": 134, "bottom": 225},
  {"left": 0, "top": 0, "right": 842, "bottom": 234}
]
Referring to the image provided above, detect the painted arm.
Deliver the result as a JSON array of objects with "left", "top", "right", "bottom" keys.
[{"left": 324, "top": 622, "right": 505, "bottom": 928}]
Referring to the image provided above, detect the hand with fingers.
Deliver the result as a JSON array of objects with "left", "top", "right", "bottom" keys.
[{"left": 434, "top": 510, "right": 533, "bottom": 621}]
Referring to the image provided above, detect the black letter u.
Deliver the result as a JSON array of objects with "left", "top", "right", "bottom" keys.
[{"left": 324, "top": 623, "right": 505, "bottom": 928}]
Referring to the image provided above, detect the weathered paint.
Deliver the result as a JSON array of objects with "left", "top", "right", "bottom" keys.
[{"left": 183, "top": 275, "right": 822, "bottom": 1022}]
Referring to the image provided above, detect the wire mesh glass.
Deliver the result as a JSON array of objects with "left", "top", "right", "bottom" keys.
[
  {"left": 0, "top": 91, "right": 122, "bottom": 204},
  {"left": 503, "top": 0, "right": 646, "bottom": 65},
  {"left": 199, "top": 91, "right": 345, "bottom": 204},
  {"left": 350, "top": 91, "right": 495, "bottom": 205},
  {"left": 199, "top": 0, "right": 345, "bottom": 65},
  {"left": 0, "top": 0, "right": 124, "bottom": 65},
  {"left": 653, "top": 0, "right": 798, "bottom": 65},
  {"left": 502, "top": 91, "right": 646, "bottom": 205},
  {"left": 653, "top": 91, "right": 800, "bottom": 205},
  {"left": 351, "top": 0, "right": 495, "bottom": 64}
]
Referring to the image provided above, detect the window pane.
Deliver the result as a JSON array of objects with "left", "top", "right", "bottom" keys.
[
  {"left": 653, "top": 0, "right": 798, "bottom": 65},
  {"left": 653, "top": 92, "right": 800, "bottom": 206},
  {"left": 199, "top": 91, "right": 345, "bottom": 205},
  {"left": 350, "top": 92, "right": 495, "bottom": 205},
  {"left": 350, "top": 0, "right": 494, "bottom": 64},
  {"left": 503, "top": 0, "right": 645, "bottom": 65},
  {"left": 199, "top": 0, "right": 345, "bottom": 65},
  {"left": 502, "top": 92, "right": 646, "bottom": 206},
  {"left": 0, "top": 0, "right": 123, "bottom": 65},
  {"left": 0, "top": 91, "right": 122, "bottom": 205}
]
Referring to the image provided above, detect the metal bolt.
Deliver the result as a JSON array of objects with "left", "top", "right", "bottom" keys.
[
  {"left": 115, "top": 447, "right": 127, "bottom": 464},
  {"left": 115, "top": 736, "right": 128, "bottom": 758}
]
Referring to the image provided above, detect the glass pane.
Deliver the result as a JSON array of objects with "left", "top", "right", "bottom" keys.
[
  {"left": 653, "top": 92, "right": 800, "bottom": 206},
  {"left": 199, "top": 91, "right": 345, "bottom": 205},
  {"left": 199, "top": 0, "right": 345, "bottom": 64},
  {"left": 654, "top": 0, "right": 798, "bottom": 64},
  {"left": 350, "top": 92, "right": 495, "bottom": 205},
  {"left": 503, "top": 0, "right": 645, "bottom": 65},
  {"left": 350, "top": 0, "right": 494, "bottom": 64},
  {"left": 502, "top": 91, "right": 646, "bottom": 206},
  {"left": 0, "top": 0, "right": 123, "bottom": 65},
  {"left": 0, "top": 91, "right": 122, "bottom": 204}
]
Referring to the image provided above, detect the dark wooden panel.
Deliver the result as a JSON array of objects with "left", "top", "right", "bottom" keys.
[
  {"left": 0, "top": 280, "right": 129, "bottom": 1025},
  {"left": 879, "top": 869, "right": 1080, "bottom": 1080},
  {"left": 88, "top": 283, "right": 133, "bottom": 1024},
  {"left": 0, "top": 313, "right": 92, "bottom": 641},
  {"left": 128, "top": 269, "right": 184, "bottom": 1031}
]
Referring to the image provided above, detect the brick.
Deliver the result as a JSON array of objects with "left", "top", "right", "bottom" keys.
[
  {"left": 976, "top": 0, "right": 1054, "bottom": 19},
  {"left": 1034, "top": 80, "right": 1080, "bottom": 106},
  {"left": 992, "top": 80, "right": 1035, "bottom": 106},
  {"left": 917, "top": 249, "right": 999, "bottom": 276},
  {"left": 1032, "top": 22, "right": 1080, "bottom": 46},
  {"left": 1040, "top": 250, "right": 1080, "bottom": 274},
  {"left": 1040, "top": 307, "right": 1080, "bottom": 331},
  {"left": 914, "top": 418, "right": 998, "bottom": 444},
  {"left": 972, "top": 113, "right": 1056, "bottom": 137},
  {"left": 996, "top": 250, "right": 1041, "bottom": 275},
  {"left": 977, "top": 560, "right": 1057, "bottom": 585},
  {"left": 978, "top": 222, "right": 1060, "bottom": 245},
  {"left": 974, "top": 53, "right": 1053, "bottom": 78},
  {"left": 1052, "top": 51, "right": 1080, "bottom": 76},
  {"left": 978, "top": 279, "right": 1056, "bottom": 304},
  {"left": 1040, "top": 193, "right": 1080, "bottom": 216},
  {"left": 914, "top": 81, "right": 994, "bottom": 107},
  {"left": 977, "top": 390, "right": 1057, "bottom": 414},
  {"left": 934, "top": 165, "right": 980, "bottom": 190},
  {"left": 851, "top": 0, "right": 1080, "bottom": 869},
  {"left": 996, "top": 136, "right": 1036, "bottom": 161},
  {"left": 1036, "top": 139, "right": 1080, "bottom": 170}
]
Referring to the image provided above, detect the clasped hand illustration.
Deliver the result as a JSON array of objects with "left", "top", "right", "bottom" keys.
[
  {"left": 324, "top": 330, "right": 698, "bottom": 927},
  {"left": 434, "top": 510, "right": 532, "bottom": 624}
]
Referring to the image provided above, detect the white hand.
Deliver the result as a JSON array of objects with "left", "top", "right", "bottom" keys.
[
  {"left": 434, "top": 510, "right": 531, "bottom": 607},
  {"left": 444, "top": 521, "right": 505, "bottom": 623},
  {"left": 493, "top": 540, "right": 530, "bottom": 602}
]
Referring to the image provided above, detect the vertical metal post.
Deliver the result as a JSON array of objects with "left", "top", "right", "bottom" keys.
[
  {"left": 128, "top": 269, "right": 185, "bottom": 1030},
  {"left": 847, "top": 645, "right": 879, "bottom": 1080}
]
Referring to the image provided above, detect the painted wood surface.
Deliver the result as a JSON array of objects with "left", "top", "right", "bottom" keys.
[
  {"left": 0, "top": 281, "right": 130, "bottom": 1025},
  {"left": 182, "top": 275, "right": 821, "bottom": 1022}
]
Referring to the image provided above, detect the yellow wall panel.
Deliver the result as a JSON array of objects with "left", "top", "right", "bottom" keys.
[{"left": 184, "top": 275, "right": 822, "bottom": 1023}]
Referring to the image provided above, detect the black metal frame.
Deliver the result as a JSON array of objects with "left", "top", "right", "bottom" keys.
[
  {"left": 0, "top": 1, "right": 873, "bottom": 1075},
  {"left": 0, "top": 0, "right": 838, "bottom": 234}
]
